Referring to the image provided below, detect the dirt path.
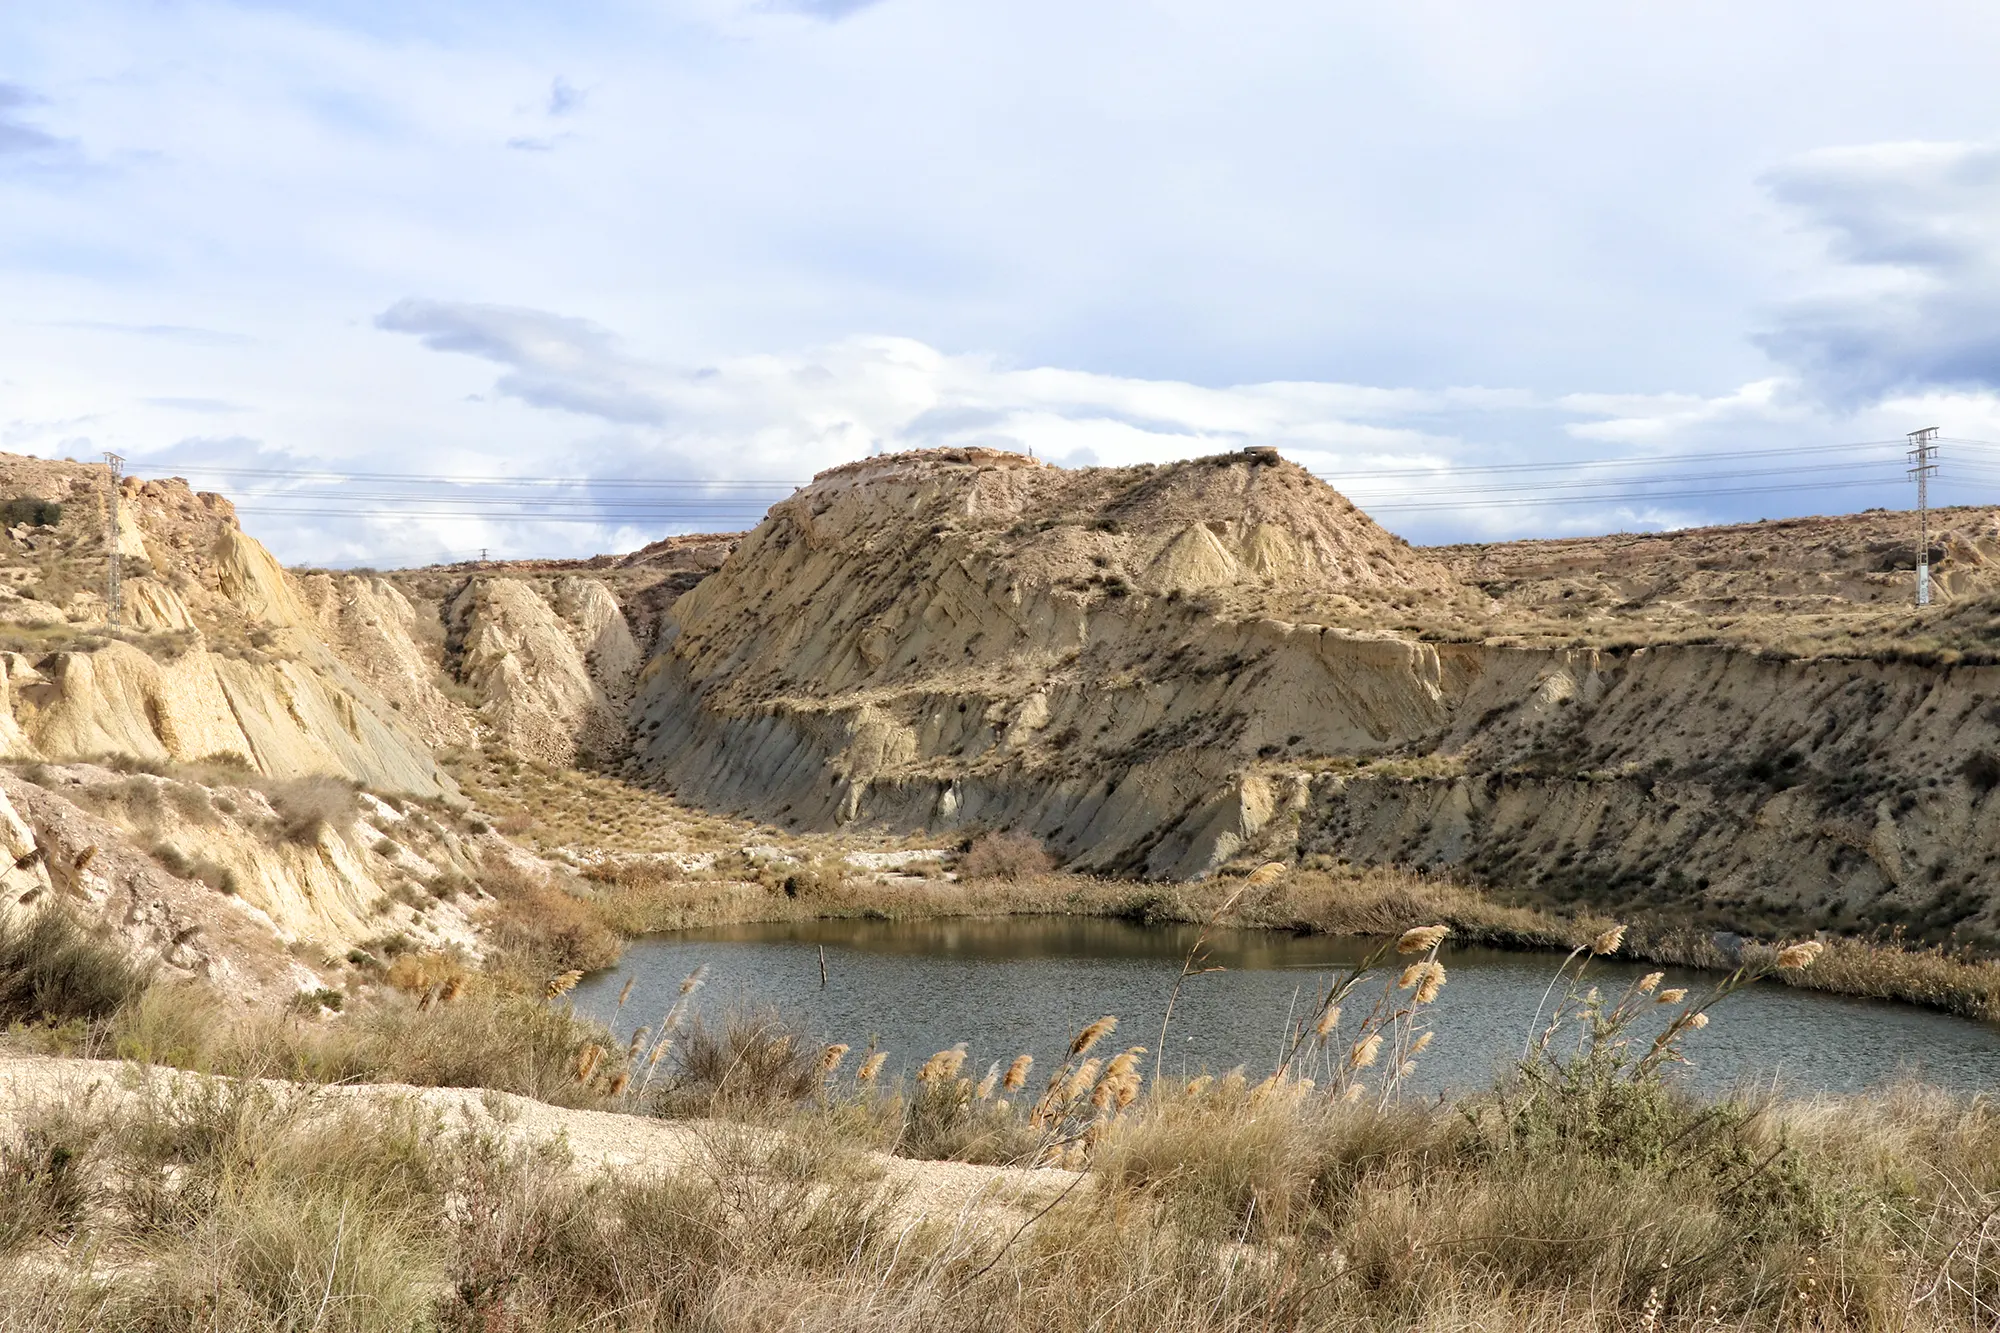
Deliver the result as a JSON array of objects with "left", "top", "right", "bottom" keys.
[{"left": 0, "top": 1055, "right": 1079, "bottom": 1230}]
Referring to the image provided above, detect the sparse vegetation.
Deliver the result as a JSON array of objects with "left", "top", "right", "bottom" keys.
[
  {"left": 958, "top": 829, "right": 1055, "bottom": 882},
  {"left": 0, "top": 906, "right": 149, "bottom": 1027},
  {"left": 8, "top": 922, "right": 2000, "bottom": 1329},
  {"left": 0, "top": 495, "right": 62, "bottom": 528},
  {"left": 267, "top": 774, "right": 362, "bottom": 845}
]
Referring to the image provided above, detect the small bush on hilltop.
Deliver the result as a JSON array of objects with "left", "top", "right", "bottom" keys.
[
  {"left": 0, "top": 496, "right": 61, "bottom": 529},
  {"left": 959, "top": 829, "right": 1054, "bottom": 882}
]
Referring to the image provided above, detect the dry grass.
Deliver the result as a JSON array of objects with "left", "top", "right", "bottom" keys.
[
  {"left": 958, "top": 830, "right": 1055, "bottom": 882},
  {"left": 474, "top": 850, "right": 624, "bottom": 983},
  {"left": 97, "top": 979, "right": 623, "bottom": 1109},
  {"left": 9, "top": 934, "right": 2000, "bottom": 1329},
  {"left": 0, "top": 907, "right": 149, "bottom": 1028},
  {"left": 265, "top": 774, "right": 362, "bottom": 845}
]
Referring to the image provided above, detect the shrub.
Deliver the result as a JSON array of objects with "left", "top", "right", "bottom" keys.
[
  {"left": 164, "top": 781, "right": 216, "bottom": 823},
  {"left": 0, "top": 1117, "right": 94, "bottom": 1255},
  {"left": 0, "top": 496, "right": 62, "bottom": 528},
  {"left": 478, "top": 854, "right": 621, "bottom": 980},
  {"left": 959, "top": 830, "right": 1055, "bottom": 882},
  {"left": 0, "top": 905, "right": 149, "bottom": 1026},
  {"left": 1962, "top": 751, "right": 2000, "bottom": 794},
  {"left": 267, "top": 775, "right": 361, "bottom": 845},
  {"left": 112, "top": 978, "right": 616, "bottom": 1107},
  {"left": 660, "top": 1011, "right": 825, "bottom": 1116},
  {"left": 898, "top": 1070, "right": 1040, "bottom": 1164}
]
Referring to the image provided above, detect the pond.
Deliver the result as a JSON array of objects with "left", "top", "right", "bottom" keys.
[{"left": 573, "top": 916, "right": 2000, "bottom": 1099}]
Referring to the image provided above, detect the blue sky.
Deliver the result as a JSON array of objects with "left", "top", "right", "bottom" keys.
[{"left": 6, "top": 1, "right": 2000, "bottom": 564}]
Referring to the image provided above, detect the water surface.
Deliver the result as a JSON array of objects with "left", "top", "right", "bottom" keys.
[{"left": 575, "top": 917, "right": 2000, "bottom": 1099}]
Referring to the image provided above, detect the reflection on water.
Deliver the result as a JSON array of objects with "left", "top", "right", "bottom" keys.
[{"left": 574, "top": 917, "right": 2000, "bottom": 1098}]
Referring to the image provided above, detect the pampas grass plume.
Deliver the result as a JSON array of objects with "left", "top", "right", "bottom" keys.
[
  {"left": 1591, "top": 924, "right": 1627, "bottom": 956},
  {"left": 1399, "top": 961, "right": 1446, "bottom": 1004},
  {"left": 1398, "top": 925, "right": 1449, "bottom": 955},
  {"left": 1065, "top": 1058, "right": 1104, "bottom": 1100},
  {"left": 857, "top": 1051, "right": 888, "bottom": 1083},
  {"left": 918, "top": 1043, "right": 968, "bottom": 1084},
  {"left": 1071, "top": 1016, "right": 1118, "bottom": 1056},
  {"left": 1243, "top": 861, "right": 1286, "bottom": 889},
  {"left": 1777, "top": 941, "right": 1826, "bottom": 970},
  {"left": 1349, "top": 1033, "right": 1383, "bottom": 1069},
  {"left": 1002, "top": 1054, "right": 1033, "bottom": 1091}
]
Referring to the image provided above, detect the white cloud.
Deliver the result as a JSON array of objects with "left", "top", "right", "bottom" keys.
[
  {"left": 8, "top": 4, "right": 2000, "bottom": 564},
  {"left": 1760, "top": 141, "right": 2000, "bottom": 401}
]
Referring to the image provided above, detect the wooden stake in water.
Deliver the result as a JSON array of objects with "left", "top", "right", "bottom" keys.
[{"left": 819, "top": 945, "right": 828, "bottom": 989}]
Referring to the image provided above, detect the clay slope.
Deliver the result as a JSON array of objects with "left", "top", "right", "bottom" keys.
[
  {"left": 0, "top": 455, "right": 533, "bottom": 995},
  {"left": 626, "top": 447, "right": 2000, "bottom": 938},
  {"left": 634, "top": 447, "right": 1476, "bottom": 876}
]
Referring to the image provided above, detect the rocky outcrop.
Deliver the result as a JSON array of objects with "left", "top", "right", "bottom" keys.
[
  {"left": 1302, "top": 645, "right": 2000, "bottom": 941},
  {"left": 632, "top": 448, "right": 1474, "bottom": 876},
  {"left": 447, "top": 576, "right": 640, "bottom": 766},
  {"left": 627, "top": 447, "right": 2000, "bottom": 917},
  {"left": 0, "top": 765, "right": 496, "bottom": 1001},
  {"left": 0, "top": 643, "right": 452, "bottom": 799}
]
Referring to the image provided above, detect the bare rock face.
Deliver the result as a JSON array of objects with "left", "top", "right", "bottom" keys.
[
  {"left": 1, "top": 765, "right": 495, "bottom": 1003},
  {"left": 632, "top": 447, "right": 1472, "bottom": 876},
  {"left": 447, "top": 576, "right": 639, "bottom": 766}
]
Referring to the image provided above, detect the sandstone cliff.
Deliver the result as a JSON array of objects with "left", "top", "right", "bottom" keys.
[
  {"left": 619, "top": 447, "right": 2000, "bottom": 943},
  {"left": 630, "top": 447, "right": 1479, "bottom": 876}
]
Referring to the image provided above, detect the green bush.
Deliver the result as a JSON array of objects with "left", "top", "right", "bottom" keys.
[{"left": 0, "top": 496, "right": 62, "bottom": 529}]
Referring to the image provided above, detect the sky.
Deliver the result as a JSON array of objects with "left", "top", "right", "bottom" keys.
[{"left": 6, "top": 1, "right": 2000, "bottom": 566}]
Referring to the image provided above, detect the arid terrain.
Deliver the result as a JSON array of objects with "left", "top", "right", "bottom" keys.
[
  {"left": 0, "top": 446, "right": 1991, "bottom": 996},
  {"left": 4, "top": 446, "right": 2000, "bottom": 1331}
]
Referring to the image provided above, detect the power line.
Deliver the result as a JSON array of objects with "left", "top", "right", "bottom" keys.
[
  {"left": 137, "top": 435, "right": 1919, "bottom": 492},
  {"left": 1361, "top": 475, "right": 1919, "bottom": 514},
  {"left": 142, "top": 434, "right": 2000, "bottom": 529}
]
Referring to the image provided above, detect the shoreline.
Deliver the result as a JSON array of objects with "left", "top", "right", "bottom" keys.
[{"left": 578, "top": 861, "right": 2000, "bottom": 1022}]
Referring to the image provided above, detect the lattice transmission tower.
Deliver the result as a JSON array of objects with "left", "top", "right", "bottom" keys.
[
  {"left": 1908, "top": 427, "right": 1939, "bottom": 606},
  {"left": 103, "top": 452, "right": 124, "bottom": 628}
]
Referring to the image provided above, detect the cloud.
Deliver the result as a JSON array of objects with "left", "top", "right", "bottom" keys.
[
  {"left": 1759, "top": 141, "right": 2000, "bottom": 402},
  {"left": 375, "top": 299, "right": 669, "bottom": 424},
  {"left": 377, "top": 299, "right": 1467, "bottom": 477},
  {"left": 760, "top": 0, "right": 887, "bottom": 19},
  {"left": 1560, "top": 379, "right": 1802, "bottom": 443},
  {"left": 547, "top": 77, "right": 584, "bottom": 117},
  {"left": 0, "top": 83, "right": 63, "bottom": 156},
  {"left": 141, "top": 396, "right": 244, "bottom": 414}
]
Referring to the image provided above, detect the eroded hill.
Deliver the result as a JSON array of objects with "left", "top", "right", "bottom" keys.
[
  {"left": 7, "top": 442, "right": 2000, "bottom": 995},
  {"left": 617, "top": 448, "right": 2000, "bottom": 944}
]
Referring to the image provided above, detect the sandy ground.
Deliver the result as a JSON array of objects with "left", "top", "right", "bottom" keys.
[{"left": 0, "top": 1055, "right": 1078, "bottom": 1231}]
